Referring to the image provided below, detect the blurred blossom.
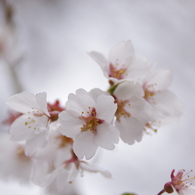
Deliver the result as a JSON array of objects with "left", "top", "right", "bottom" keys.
[{"left": 0, "top": 133, "right": 33, "bottom": 183}]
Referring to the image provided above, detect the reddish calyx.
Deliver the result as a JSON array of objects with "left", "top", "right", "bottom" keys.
[{"left": 47, "top": 100, "right": 65, "bottom": 122}]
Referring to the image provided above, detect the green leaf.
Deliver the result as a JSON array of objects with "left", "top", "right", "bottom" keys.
[{"left": 107, "top": 83, "right": 119, "bottom": 95}]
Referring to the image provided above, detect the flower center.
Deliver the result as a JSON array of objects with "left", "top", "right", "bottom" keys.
[
  {"left": 109, "top": 63, "right": 127, "bottom": 80},
  {"left": 56, "top": 135, "right": 73, "bottom": 148},
  {"left": 172, "top": 169, "right": 195, "bottom": 191},
  {"left": 143, "top": 83, "right": 159, "bottom": 104},
  {"left": 80, "top": 107, "right": 104, "bottom": 133},
  {"left": 16, "top": 145, "right": 30, "bottom": 161},
  {"left": 114, "top": 96, "right": 131, "bottom": 122}
]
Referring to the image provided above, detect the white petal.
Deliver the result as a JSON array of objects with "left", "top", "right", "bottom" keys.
[
  {"left": 152, "top": 89, "right": 184, "bottom": 121},
  {"left": 125, "top": 55, "right": 151, "bottom": 79},
  {"left": 88, "top": 51, "right": 109, "bottom": 71},
  {"left": 114, "top": 81, "right": 144, "bottom": 100},
  {"left": 80, "top": 162, "right": 112, "bottom": 178},
  {"left": 44, "top": 169, "right": 59, "bottom": 187},
  {"left": 66, "top": 89, "right": 95, "bottom": 114},
  {"left": 143, "top": 69, "right": 173, "bottom": 90},
  {"left": 116, "top": 117, "right": 144, "bottom": 144},
  {"left": 179, "top": 186, "right": 195, "bottom": 195},
  {"left": 75, "top": 88, "right": 95, "bottom": 111},
  {"left": 65, "top": 93, "right": 81, "bottom": 111},
  {"left": 59, "top": 110, "right": 83, "bottom": 138},
  {"left": 34, "top": 140, "right": 58, "bottom": 162},
  {"left": 56, "top": 168, "right": 70, "bottom": 190},
  {"left": 9, "top": 115, "right": 34, "bottom": 141},
  {"left": 73, "top": 131, "right": 98, "bottom": 160},
  {"left": 109, "top": 40, "right": 135, "bottom": 66},
  {"left": 127, "top": 96, "right": 153, "bottom": 123},
  {"left": 96, "top": 95, "right": 117, "bottom": 123},
  {"left": 66, "top": 163, "right": 79, "bottom": 182},
  {"left": 35, "top": 92, "right": 50, "bottom": 116},
  {"left": 36, "top": 115, "right": 49, "bottom": 130},
  {"left": 25, "top": 132, "right": 47, "bottom": 155},
  {"left": 89, "top": 88, "right": 109, "bottom": 101},
  {"left": 94, "top": 123, "right": 119, "bottom": 150},
  {"left": 6, "top": 91, "right": 38, "bottom": 113},
  {"left": 54, "top": 148, "right": 72, "bottom": 168},
  {"left": 32, "top": 161, "right": 54, "bottom": 187}
]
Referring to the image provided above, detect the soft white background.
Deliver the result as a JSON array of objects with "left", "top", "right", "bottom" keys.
[{"left": 0, "top": 0, "right": 195, "bottom": 195}]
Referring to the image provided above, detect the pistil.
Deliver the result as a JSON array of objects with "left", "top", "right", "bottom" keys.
[
  {"left": 109, "top": 63, "right": 127, "bottom": 80},
  {"left": 80, "top": 107, "right": 104, "bottom": 133},
  {"left": 114, "top": 96, "right": 131, "bottom": 122}
]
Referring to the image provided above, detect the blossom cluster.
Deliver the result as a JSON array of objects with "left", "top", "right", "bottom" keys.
[
  {"left": 4, "top": 40, "right": 184, "bottom": 193},
  {"left": 158, "top": 169, "right": 195, "bottom": 195}
]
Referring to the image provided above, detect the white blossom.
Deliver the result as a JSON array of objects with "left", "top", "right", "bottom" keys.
[
  {"left": 141, "top": 68, "right": 184, "bottom": 125},
  {"left": 6, "top": 91, "right": 51, "bottom": 155},
  {"left": 113, "top": 81, "right": 153, "bottom": 144},
  {"left": 32, "top": 130, "right": 111, "bottom": 193},
  {"left": 0, "top": 133, "right": 33, "bottom": 183},
  {"left": 59, "top": 88, "right": 119, "bottom": 160},
  {"left": 89, "top": 40, "right": 151, "bottom": 84}
]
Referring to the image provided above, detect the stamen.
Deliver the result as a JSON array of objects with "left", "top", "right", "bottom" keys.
[
  {"left": 80, "top": 107, "right": 103, "bottom": 133},
  {"left": 114, "top": 96, "right": 131, "bottom": 122},
  {"left": 24, "top": 119, "right": 36, "bottom": 125},
  {"left": 171, "top": 169, "right": 195, "bottom": 191},
  {"left": 109, "top": 63, "right": 127, "bottom": 79},
  {"left": 144, "top": 123, "right": 158, "bottom": 133},
  {"left": 143, "top": 83, "right": 159, "bottom": 104}
]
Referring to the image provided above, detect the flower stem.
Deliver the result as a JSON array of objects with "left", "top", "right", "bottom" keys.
[{"left": 157, "top": 189, "right": 165, "bottom": 195}]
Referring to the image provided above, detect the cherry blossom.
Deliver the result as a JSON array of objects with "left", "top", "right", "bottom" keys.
[
  {"left": 141, "top": 68, "right": 184, "bottom": 126},
  {"left": 59, "top": 88, "right": 119, "bottom": 160},
  {"left": 111, "top": 81, "right": 153, "bottom": 144},
  {"left": 33, "top": 152, "right": 111, "bottom": 193},
  {"left": 2, "top": 39, "right": 186, "bottom": 194},
  {"left": 0, "top": 133, "right": 33, "bottom": 183},
  {"left": 32, "top": 130, "right": 111, "bottom": 193},
  {"left": 88, "top": 40, "right": 151, "bottom": 84},
  {"left": 158, "top": 169, "right": 195, "bottom": 195},
  {"left": 32, "top": 134, "right": 73, "bottom": 192},
  {"left": 6, "top": 91, "right": 51, "bottom": 155}
]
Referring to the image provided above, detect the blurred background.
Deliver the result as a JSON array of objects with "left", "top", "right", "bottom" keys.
[{"left": 0, "top": 0, "right": 195, "bottom": 194}]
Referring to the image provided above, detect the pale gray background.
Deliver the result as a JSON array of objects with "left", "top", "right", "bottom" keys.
[{"left": 0, "top": 0, "right": 195, "bottom": 195}]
